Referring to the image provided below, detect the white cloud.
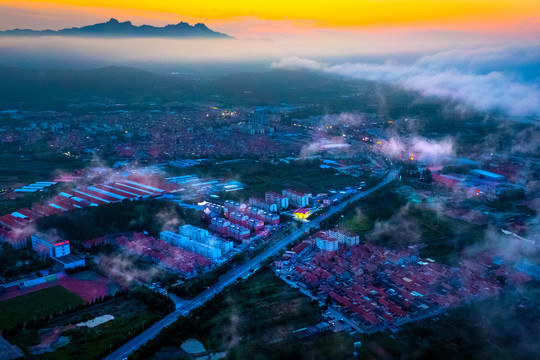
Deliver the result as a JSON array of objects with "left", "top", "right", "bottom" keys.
[
  {"left": 379, "top": 136, "right": 454, "bottom": 163},
  {"left": 272, "top": 51, "right": 540, "bottom": 117}
]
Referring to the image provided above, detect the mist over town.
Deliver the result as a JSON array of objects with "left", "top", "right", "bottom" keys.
[{"left": 0, "top": 2, "right": 539, "bottom": 360}]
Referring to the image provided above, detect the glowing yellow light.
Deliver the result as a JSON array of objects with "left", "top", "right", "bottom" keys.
[{"left": 11, "top": 0, "right": 537, "bottom": 31}]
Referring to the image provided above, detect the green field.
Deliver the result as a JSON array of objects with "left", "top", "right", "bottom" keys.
[
  {"left": 355, "top": 282, "right": 540, "bottom": 360},
  {"left": 193, "top": 268, "right": 323, "bottom": 352},
  {"left": 168, "top": 159, "right": 366, "bottom": 201},
  {"left": 338, "top": 189, "right": 487, "bottom": 265},
  {"left": 37, "top": 199, "right": 203, "bottom": 245},
  {"left": 36, "top": 297, "right": 160, "bottom": 360},
  {"left": 5, "top": 293, "right": 167, "bottom": 360},
  {"left": 133, "top": 268, "right": 326, "bottom": 360},
  {"left": 226, "top": 329, "right": 354, "bottom": 360},
  {"left": 0, "top": 286, "right": 84, "bottom": 329}
]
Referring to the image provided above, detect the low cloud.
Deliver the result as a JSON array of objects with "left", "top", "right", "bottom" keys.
[
  {"left": 380, "top": 135, "right": 455, "bottom": 163},
  {"left": 300, "top": 138, "right": 351, "bottom": 157},
  {"left": 273, "top": 52, "right": 540, "bottom": 117},
  {"left": 96, "top": 253, "right": 158, "bottom": 287}
]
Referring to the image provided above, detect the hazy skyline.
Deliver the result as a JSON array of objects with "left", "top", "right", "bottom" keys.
[
  {"left": 1, "top": 0, "right": 540, "bottom": 39},
  {"left": 1, "top": 1, "right": 539, "bottom": 118}
]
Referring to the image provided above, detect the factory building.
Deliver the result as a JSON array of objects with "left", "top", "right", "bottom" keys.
[
  {"left": 0, "top": 228, "right": 27, "bottom": 249},
  {"left": 470, "top": 169, "right": 505, "bottom": 182}
]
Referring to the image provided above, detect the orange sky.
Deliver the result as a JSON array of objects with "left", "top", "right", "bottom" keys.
[{"left": 1, "top": 0, "right": 540, "bottom": 36}]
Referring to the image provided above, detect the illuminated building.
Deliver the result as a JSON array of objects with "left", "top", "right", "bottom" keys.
[
  {"left": 31, "top": 233, "right": 70, "bottom": 258},
  {"left": 294, "top": 208, "right": 312, "bottom": 220}
]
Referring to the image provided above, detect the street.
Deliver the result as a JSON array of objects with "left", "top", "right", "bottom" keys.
[{"left": 104, "top": 168, "right": 398, "bottom": 360}]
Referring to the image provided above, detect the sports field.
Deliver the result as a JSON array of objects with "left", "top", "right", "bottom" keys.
[{"left": 0, "top": 285, "right": 84, "bottom": 329}]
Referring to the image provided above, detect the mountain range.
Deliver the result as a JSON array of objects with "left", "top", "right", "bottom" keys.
[{"left": 0, "top": 18, "right": 231, "bottom": 38}]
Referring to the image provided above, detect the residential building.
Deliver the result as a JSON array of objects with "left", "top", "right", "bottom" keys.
[
  {"left": 160, "top": 230, "right": 221, "bottom": 260},
  {"left": 328, "top": 229, "right": 360, "bottom": 246},
  {"left": 228, "top": 224, "right": 250, "bottom": 240},
  {"left": 161, "top": 231, "right": 190, "bottom": 247},
  {"left": 315, "top": 232, "right": 339, "bottom": 251},
  {"left": 210, "top": 217, "right": 231, "bottom": 234},
  {"left": 249, "top": 197, "right": 278, "bottom": 212},
  {"left": 282, "top": 189, "right": 310, "bottom": 207},
  {"left": 265, "top": 191, "right": 289, "bottom": 210},
  {"left": 179, "top": 225, "right": 209, "bottom": 242}
]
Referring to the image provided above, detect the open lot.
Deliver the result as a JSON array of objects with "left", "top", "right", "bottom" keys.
[
  {"left": 226, "top": 329, "right": 355, "bottom": 360},
  {"left": 0, "top": 271, "right": 120, "bottom": 304},
  {"left": 5, "top": 295, "right": 163, "bottom": 360},
  {"left": 138, "top": 268, "right": 327, "bottom": 360},
  {"left": 354, "top": 282, "right": 540, "bottom": 360},
  {"left": 193, "top": 268, "right": 324, "bottom": 352},
  {"left": 338, "top": 189, "right": 488, "bottom": 265},
  {"left": 0, "top": 285, "right": 84, "bottom": 329},
  {"left": 58, "top": 271, "right": 121, "bottom": 302},
  {"left": 6, "top": 295, "right": 166, "bottom": 360}
]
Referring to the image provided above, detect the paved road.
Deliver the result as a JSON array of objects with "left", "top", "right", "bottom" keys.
[{"left": 104, "top": 168, "right": 398, "bottom": 360}]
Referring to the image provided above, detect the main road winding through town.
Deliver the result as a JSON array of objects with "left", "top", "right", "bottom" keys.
[{"left": 104, "top": 167, "right": 399, "bottom": 360}]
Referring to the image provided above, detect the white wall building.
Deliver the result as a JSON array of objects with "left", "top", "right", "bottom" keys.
[
  {"left": 161, "top": 230, "right": 221, "bottom": 260},
  {"left": 328, "top": 229, "right": 360, "bottom": 246},
  {"left": 31, "top": 233, "right": 70, "bottom": 258},
  {"left": 160, "top": 231, "right": 190, "bottom": 247},
  {"left": 179, "top": 225, "right": 209, "bottom": 242},
  {"left": 282, "top": 189, "right": 310, "bottom": 207},
  {"left": 315, "top": 232, "right": 339, "bottom": 252},
  {"left": 265, "top": 192, "right": 289, "bottom": 210}
]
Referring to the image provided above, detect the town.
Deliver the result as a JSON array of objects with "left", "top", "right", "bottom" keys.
[
  {"left": 0, "top": 21, "right": 538, "bottom": 358},
  {"left": 0, "top": 95, "right": 538, "bottom": 360}
]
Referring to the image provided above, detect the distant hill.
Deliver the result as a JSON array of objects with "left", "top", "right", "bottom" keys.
[
  {"left": 0, "top": 65, "right": 451, "bottom": 120},
  {"left": 0, "top": 18, "right": 232, "bottom": 39},
  {"left": 0, "top": 65, "right": 402, "bottom": 111},
  {"left": 197, "top": 69, "right": 361, "bottom": 105},
  {"left": 0, "top": 65, "right": 195, "bottom": 105}
]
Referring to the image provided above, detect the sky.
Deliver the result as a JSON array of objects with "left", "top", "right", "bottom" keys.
[
  {"left": 1, "top": 0, "right": 540, "bottom": 38},
  {"left": 0, "top": 1, "right": 539, "bottom": 118}
]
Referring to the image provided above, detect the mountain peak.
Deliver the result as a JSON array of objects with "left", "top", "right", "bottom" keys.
[{"left": 0, "top": 19, "right": 232, "bottom": 39}]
